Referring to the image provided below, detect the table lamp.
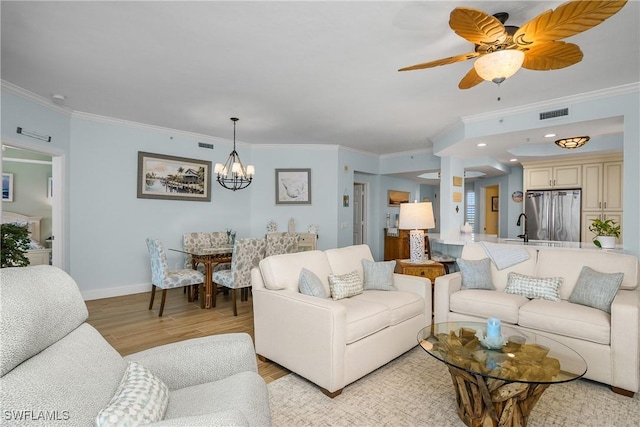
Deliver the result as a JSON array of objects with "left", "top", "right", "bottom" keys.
[{"left": 399, "top": 201, "right": 435, "bottom": 263}]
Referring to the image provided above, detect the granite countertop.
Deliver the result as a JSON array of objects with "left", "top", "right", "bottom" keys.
[{"left": 429, "top": 232, "right": 626, "bottom": 253}]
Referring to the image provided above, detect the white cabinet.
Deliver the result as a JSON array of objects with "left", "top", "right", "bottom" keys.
[
  {"left": 297, "top": 233, "right": 317, "bottom": 251},
  {"left": 524, "top": 165, "right": 581, "bottom": 189},
  {"left": 581, "top": 160, "right": 623, "bottom": 243},
  {"left": 26, "top": 249, "right": 51, "bottom": 266}
]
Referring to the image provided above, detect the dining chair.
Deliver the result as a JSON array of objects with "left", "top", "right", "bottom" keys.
[
  {"left": 146, "top": 237, "right": 205, "bottom": 316},
  {"left": 265, "top": 232, "right": 299, "bottom": 257},
  {"left": 212, "top": 237, "right": 266, "bottom": 316}
]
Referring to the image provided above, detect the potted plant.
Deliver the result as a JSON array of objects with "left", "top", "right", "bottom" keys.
[
  {"left": 588, "top": 218, "right": 620, "bottom": 249},
  {"left": 1, "top": 223, "right": 31, "bottom": 267}
]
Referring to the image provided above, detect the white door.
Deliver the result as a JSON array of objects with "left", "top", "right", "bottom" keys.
[{"left": 353, "top": 183, "right": 366, "bottom": 245}]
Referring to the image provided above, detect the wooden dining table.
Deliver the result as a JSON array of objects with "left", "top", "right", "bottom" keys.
[{"left": 170, "top": 245, "right": 233, "bottom": 309}]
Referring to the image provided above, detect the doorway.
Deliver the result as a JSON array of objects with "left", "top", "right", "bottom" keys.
[
  {"left": 353, "top": 182, "right": 367, "bottom": 245},
  {"left": 484, "top": 185, "right": 499, "bottom": 235},
  {"left": 1, "top": 140, "right": 64, "bottom": 268}
]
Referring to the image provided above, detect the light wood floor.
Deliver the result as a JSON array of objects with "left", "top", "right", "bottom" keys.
[{"left": 85, "top": 288, "right": 290, "bottom": 384}]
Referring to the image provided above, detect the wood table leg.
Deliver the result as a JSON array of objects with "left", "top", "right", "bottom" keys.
[
  {"left": 447, "top": 366, "right": 550, "bottom": 427},
  {"left": 202, "top": 260, "right": 213, "bottom": 309}
]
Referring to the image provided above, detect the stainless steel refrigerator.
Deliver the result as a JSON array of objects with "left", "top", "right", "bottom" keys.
[{"left": 524, "top": 190, "right": 582, "bottom": 242}]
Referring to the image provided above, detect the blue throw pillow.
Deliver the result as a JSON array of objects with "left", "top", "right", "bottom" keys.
[
  {"left": 568, "top": 266, "right": 624, "bottom": 313},
  {"left": 298, "top": 268, "right": 329, "bottom": 298},
  {"left": 456, "top": 258, "right": 495, "bottom": 290},
  {"left": 362, "top": 259, "right": 396, "bottom": 291}
]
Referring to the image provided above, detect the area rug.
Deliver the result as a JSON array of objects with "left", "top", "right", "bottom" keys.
[{"left": 268, "top": 347, "right": 640, "bottom": 426}]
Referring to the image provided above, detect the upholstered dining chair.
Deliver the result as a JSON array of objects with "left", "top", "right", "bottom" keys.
[
  {"left": 265, "top": 232, "right": 299, "bottom": 257},
  {"left": 146, "top": 237, "right": 205, "bottom": 317},
  {"left": 212, "top": 238, "right": 266, "bottom": 316}
]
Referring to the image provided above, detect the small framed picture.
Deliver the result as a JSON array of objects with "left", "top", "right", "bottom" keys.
[
  {"left": 2, "top": 173, "right": 14, "bottom": 202},
  {"left": 388, "top": 190, "right": 410, "bottom": 206},
  {"left": 275, "top": 168, "right": 311, "bottom": 205},
  {"left": 491, "top": 196, "right": 499, "bottom": 212}
]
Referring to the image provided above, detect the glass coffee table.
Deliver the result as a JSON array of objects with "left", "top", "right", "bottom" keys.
[{"left": 418, "top": 322, "right": 587, "bottom": 427}]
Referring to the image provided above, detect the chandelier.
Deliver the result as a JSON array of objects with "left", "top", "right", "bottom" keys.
[
  {"left": 555, "top": 136, "right": 590, "bottom": 149},
  {"left": 214, "top": 118, "right": 255, "bottom": 191}
]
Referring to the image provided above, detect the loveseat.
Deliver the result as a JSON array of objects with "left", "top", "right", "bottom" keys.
[
  {"left": 251, "top": 244, "right": 431, "bottom": 397},
  {"left": 0, "top": 265, "right": 271, "bottom": 426},
  {"left": 434, "top": 242, "right": 640, "bottom": 396}
]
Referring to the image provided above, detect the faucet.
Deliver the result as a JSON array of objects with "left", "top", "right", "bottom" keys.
[{"left": 516, "top": 213, "right": 529, "bottom": 243}]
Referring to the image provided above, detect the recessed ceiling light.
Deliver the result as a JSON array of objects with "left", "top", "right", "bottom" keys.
[
  {"left": 545, "top": 133, "right": 556, "bottom": 138},
  {"left": 477, "top": 143, "right": 487, "bottom": 147},
  {"left": 510, "top": 158, "right": 518, "bottom": 162}
]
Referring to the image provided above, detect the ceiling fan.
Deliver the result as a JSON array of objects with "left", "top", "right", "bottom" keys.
[{"left": 398, "top": 0, "right": 627, "bottom": 89}]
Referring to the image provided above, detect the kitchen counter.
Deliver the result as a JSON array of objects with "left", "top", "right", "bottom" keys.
[{"left": 429, "top": 233, "right": 627, "bottom": 254}]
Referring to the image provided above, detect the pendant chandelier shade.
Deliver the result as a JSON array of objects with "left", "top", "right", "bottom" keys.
[
  {"left": 473, "top": 50, "right": 525, "bottom": 85},
  {"left": 555, "top": 136, "right": 590, "bottom": 149},
  {"left": 214, "top": 118, "right": 255, "bottom": 191}
]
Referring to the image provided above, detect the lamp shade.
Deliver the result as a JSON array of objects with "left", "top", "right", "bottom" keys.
[
  {"left": 399, "top": 201, "right": 435, "bottom": 230},
  {"left": 555, "top": 136, "right": 590, "bottom": 149},
  {"left": 474, "top": 50, "right": 525, "bottom": 84}
]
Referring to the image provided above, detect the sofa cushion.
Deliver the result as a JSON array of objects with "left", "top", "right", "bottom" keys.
[
  {"left": 334, "top": 296, "right": 390, "bottom": 343},
  {"left": 329, "top": 270, "right": 364, "bottom": 300},
  {"left": 536, "top": 249, "right": 638, "bottom": 299},
  {"left": 450, "top": 290, "right": 528, "bottom": 324},
  {"left": 357, "top": 290, "right": 424, "bottom": 326},
  {"left": 568, "top": 266, "right": 624, "bottom": 313},
  {"left": 456, "top": 258, "right": 495, "bottom": 290},
  {"left": 362, "top": 259, "right": 396, "bottom": 291},
  {"left": 96, "top": 361, "right": 169, "bottom": 427},
  {"left": 298, "top": 268, "right": 330, "bottom": 298},
  {"left": 258, "top": 250, "right": 332, "bottom": 294},
  {"left": 505, "top": 272, "right": 562, "bottom": 302},
  {"left": 460, "top": 244, "right": 538, "bottom": 291},
  {"left": 325, "top": 244, "right": 374, "bottom": 276},
  {"left": 519, "top": 299, "right": 612, "bottom": 345}
]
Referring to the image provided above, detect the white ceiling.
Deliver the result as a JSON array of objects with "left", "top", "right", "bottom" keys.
[{"left": 2, "top": 1, "right": 638, "bottom": 180}]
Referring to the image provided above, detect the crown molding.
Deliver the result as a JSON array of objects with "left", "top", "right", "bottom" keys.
[
  {"left": 462, "top": 83, "right": 640, "bottom": 124},
  {"left": 1, "top": 80, "right": 73, "bottom": 116}
]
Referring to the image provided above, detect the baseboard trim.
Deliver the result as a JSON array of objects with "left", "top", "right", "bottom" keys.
[{"left": 82, "top": 283, "right": 151, "bottom": 301}]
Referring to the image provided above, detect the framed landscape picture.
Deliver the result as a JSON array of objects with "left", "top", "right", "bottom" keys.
[
  {"left": 275, "top": 168, "right": 311, "bottom": 205},
  {"left": 2, "top": 173, "right": 14, "bottom": 202},
  {"left": 387, "top": 190, "right": 410, "bottom": 206},
  {"left": 137, "top": 152, "right": 211, "bottom": 202}
]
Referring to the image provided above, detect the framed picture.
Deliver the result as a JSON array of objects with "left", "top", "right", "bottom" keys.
[
  {"left": 2, "top": 173, "right": 14, "bottom": 202},
  {"left": 388, "top": 190, "right": 410, "bottom": 206},
  {"left": 491, "top": 196, "right": 499, "bottom": 212},
  {"left": 137, "top": 152, "right": 211, "bottom": 202},
  {"left": 275, "top": 168, "right": 311, "bottom": 205}
]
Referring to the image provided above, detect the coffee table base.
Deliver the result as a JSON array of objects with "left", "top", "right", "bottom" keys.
[{"left": 447, "top": 366, "right": 549, "bottom": 427}]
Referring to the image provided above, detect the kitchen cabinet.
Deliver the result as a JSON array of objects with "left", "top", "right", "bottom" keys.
[
  {"left": 582, "top": 211, "right": 622, "bottom": 244},
  {"left": 524, "top": 165, "right": 581, "bottom": 189},
  {"left": 581, "top": 160, "right": 623, "bottom": 243}
]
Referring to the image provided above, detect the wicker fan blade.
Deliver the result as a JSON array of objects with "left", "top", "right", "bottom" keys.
[
  {"left": 522, "top": 42, "right": 583, "bottom": 70},
  {"left": 398, "top": 52, "right": 479, "bottom": 72},
  {"left": 458, "top": 67, "right": 484, "bottom": 90},
  {"left": 449, "top": 7, "right": 507, "bottom": 45},
  {"left": 514, "top": 0, "right": 627, "bottom": 47}
]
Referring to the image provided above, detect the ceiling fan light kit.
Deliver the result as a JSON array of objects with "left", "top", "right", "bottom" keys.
[
  {"left": 474, "top": 50, "right": 525, "bottom": 84},
  {"left": 555, "top": 136, "right": 590, "bottom": 149},
  {"left": 399, "top": 0, "right": 628, "bottom": 89}
]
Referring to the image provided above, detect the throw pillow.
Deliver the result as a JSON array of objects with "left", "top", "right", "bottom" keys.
[
  {"left": 96, "top": 361, "right": 169, "bottom": 427},
  {"left": 328, "top": 270, "right": 364, "bottom": 300},
  {"left": 568, "top": 266, "right": 624, "bottom": 313},
  {"left": 299, "top": 268, "right": 329, "bottom": 298},
  {"left": 362, "top": 259, "right": 396, "bottom": 291},
  {"left": 456, "top": 258, "right": 495, "bottom": 290},
  {"left": 505, "top": 272, "right": 562, "bottom": 301}
]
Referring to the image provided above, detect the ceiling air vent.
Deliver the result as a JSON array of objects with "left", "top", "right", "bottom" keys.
[
  {"left": 539, "top": 108, "right": 568, "bottom": 120},
  {"left": 198, "top": 142, "right": 214, "bottom": 149}
]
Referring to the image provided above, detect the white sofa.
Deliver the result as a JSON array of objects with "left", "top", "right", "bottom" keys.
[
  {"left": 251, "top": 244, "right": 431, "bottom": 397},
  {"left": 434, "top": 243, "right": 639, "bottom": 396}
]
